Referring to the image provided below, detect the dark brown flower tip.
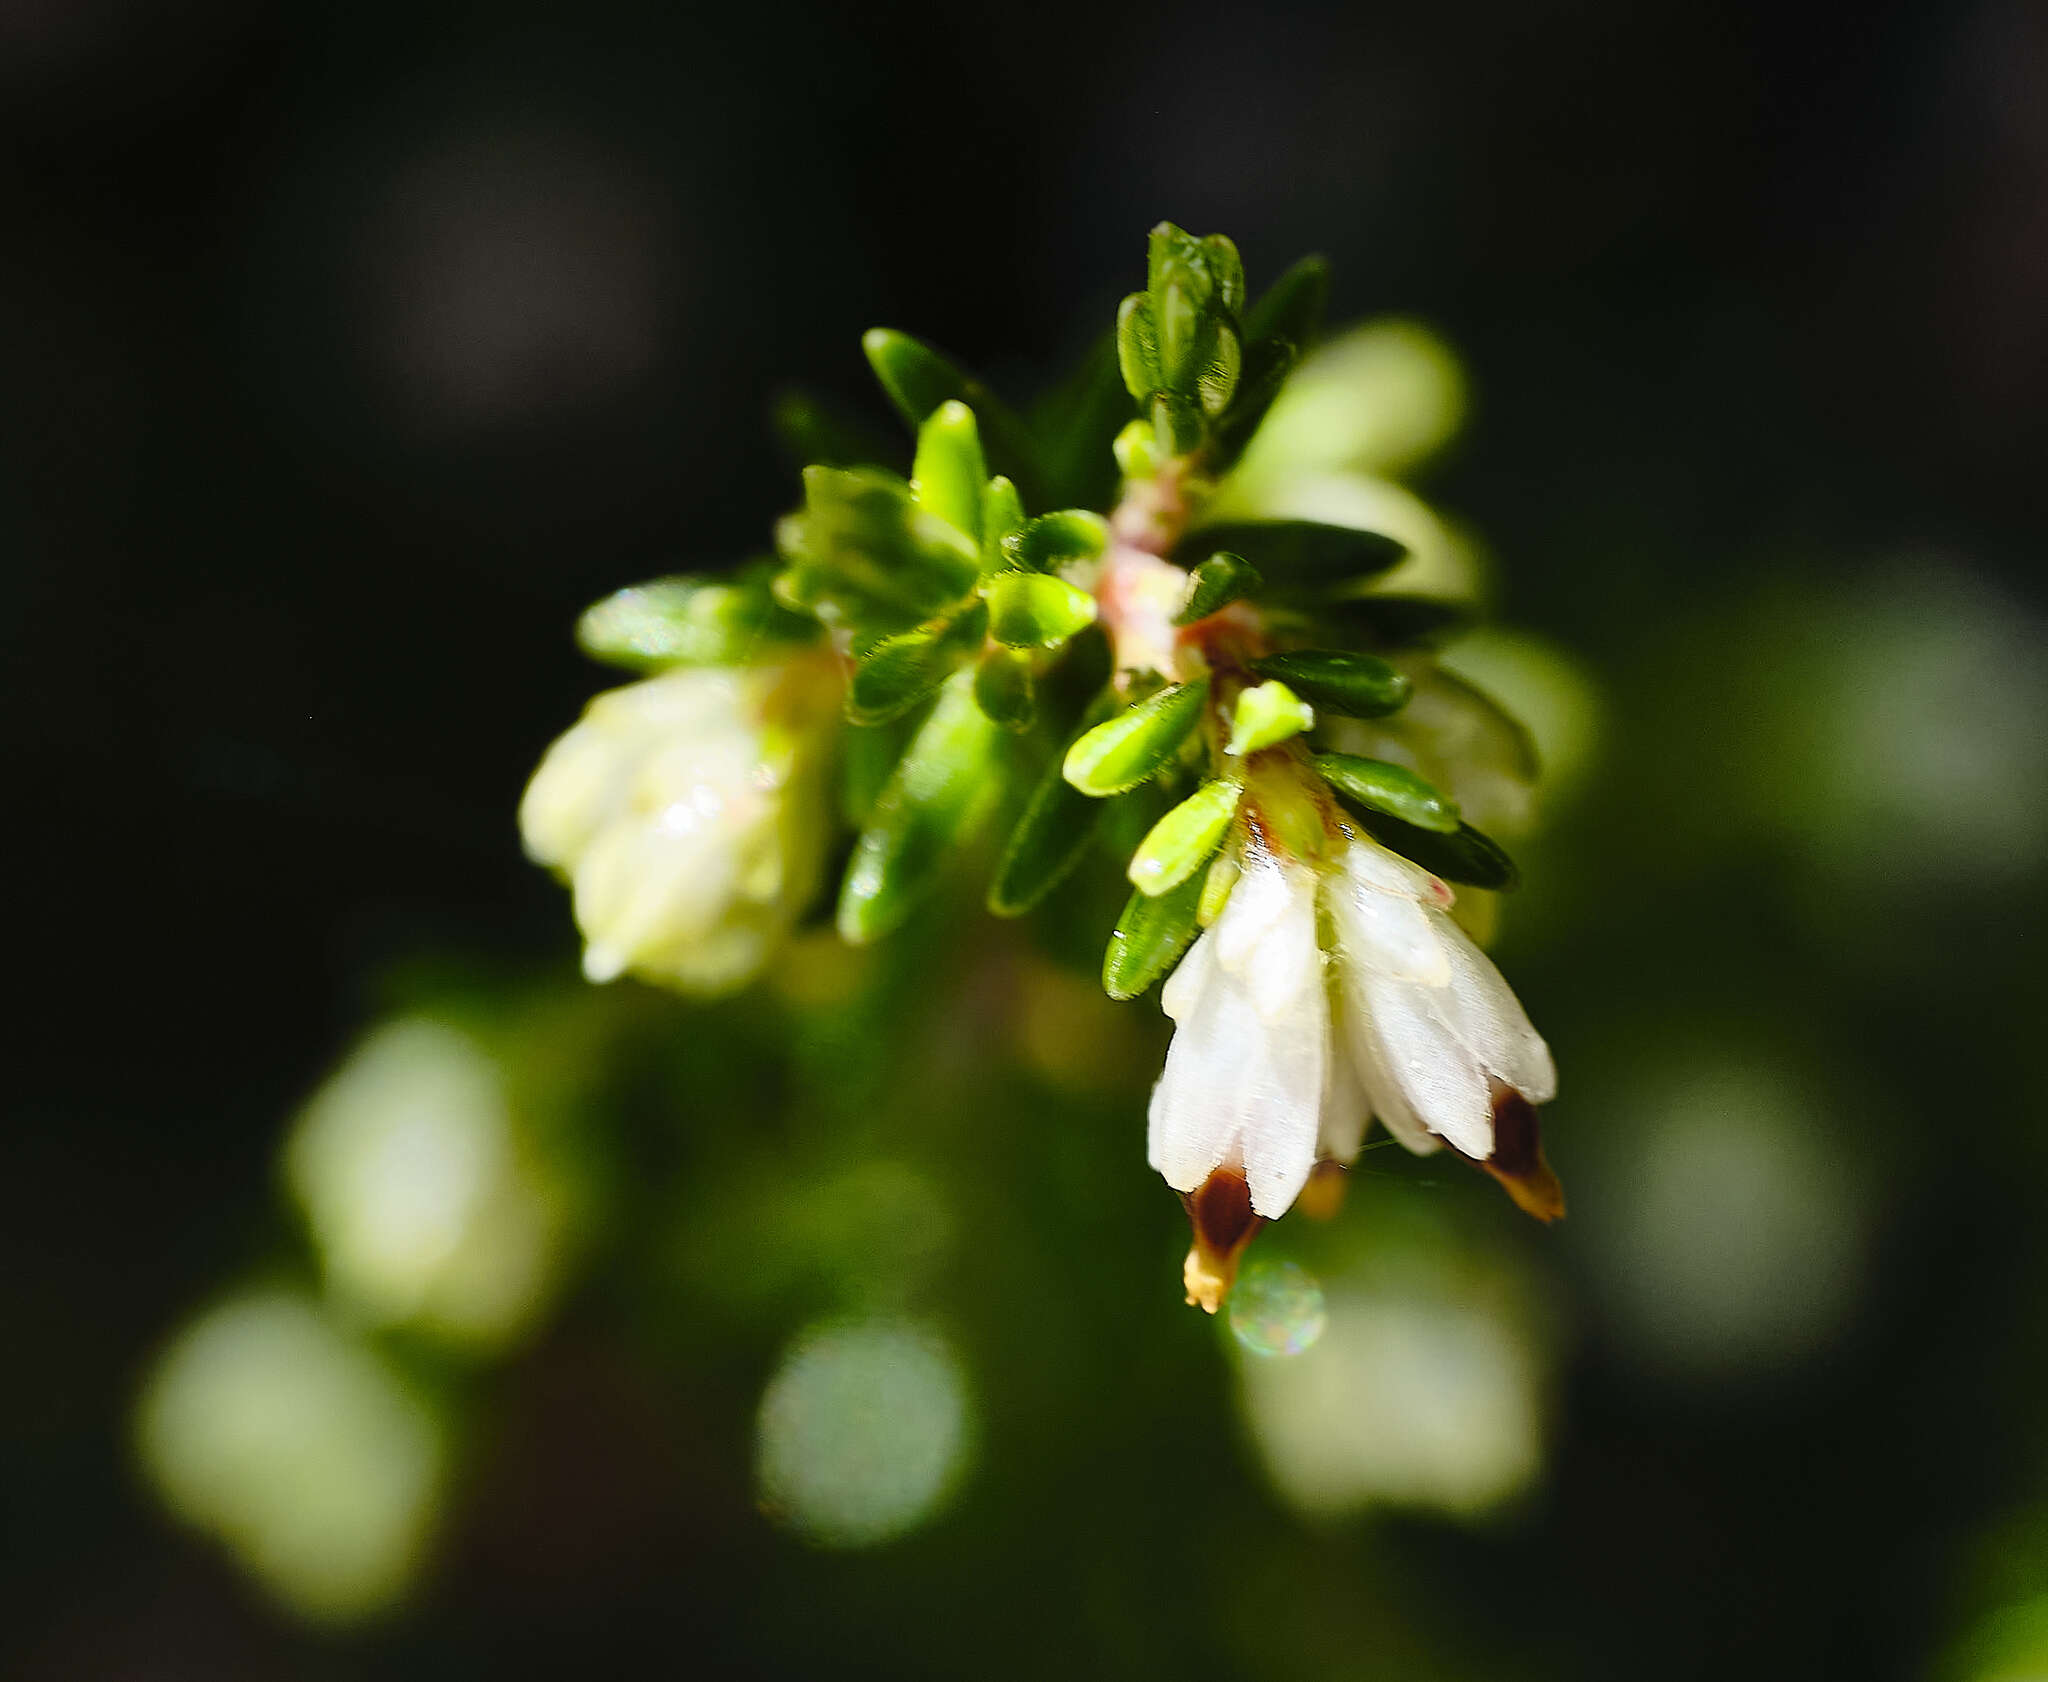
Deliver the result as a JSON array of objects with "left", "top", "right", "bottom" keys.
[
  {"left": 1180, "top": 1166, "right": 1265, "bottom": 1313},
  {"left": 1480, "top": 1086, "right": 1566, "bottom": 1222}
]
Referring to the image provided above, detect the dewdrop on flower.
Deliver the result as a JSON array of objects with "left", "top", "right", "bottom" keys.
[
  {"left": 519, "top": 655, "right": 839, "bottom": 995},
  {"left": 1149, "top": 803, "right": 1558, "bottom": 1313}
]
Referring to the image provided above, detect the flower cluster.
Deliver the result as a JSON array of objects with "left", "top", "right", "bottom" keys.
[{"left": 520, "top": 224, "right": 1561, "bottom": 1308}]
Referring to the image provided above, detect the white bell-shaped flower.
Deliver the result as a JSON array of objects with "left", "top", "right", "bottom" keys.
[
  {"left": 1148, "top": 829, "right": 1558, "bottom": 1310},
  {"left": 519, "top": 658, "right": 837, "bottom": 995}
]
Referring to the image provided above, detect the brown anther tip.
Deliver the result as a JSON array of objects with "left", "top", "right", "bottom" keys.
[
  {"left": 1179, "top": 1166, "right": 1264, "bottom": 1312},
  {"left": 1481, "top": 1086, "right": 1566, "bottom": 1222}
]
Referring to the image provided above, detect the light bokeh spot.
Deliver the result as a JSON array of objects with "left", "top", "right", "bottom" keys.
[
  {"left": 1233, "top": 318, "right": 1468, "bottom": 481},
  {"left": 1229, "top": 1257, "right": 1328, "bottom": 1357},
  {"left": 285, "top": 1017, "right": 565, "bottom": 1349},
  {"left": 755, "top": 1317, "right": 973, "bottom": 1548},
  {"left": 1239, "top": 1272, "right": 1545, "bottom": 1519},
  {"left": 136, "top": 1289, "right": 443, "bottom": 1623},
  {"left": 1575, "top": 1056, "right": 1873, "bottom": 1380}
]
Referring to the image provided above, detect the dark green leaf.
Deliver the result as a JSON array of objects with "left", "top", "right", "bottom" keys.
[
  {"left": 1027, "top": 332, "right": 1130, "bottom": 511},
  {"left": 837, "top": 671, "right": 1011, "bottom": 943},
  {"left": 1174, "top": 552, "right": 1263, "bottom": 625},
  {"left": 770, "top": 388, "right": 905, "bottom": 473},
  {"left": 1063, "top": 676, "right": 1209, "bottom": 796},
  {"left": 987, "top": 691, "right": 1117, "bottom": 917},
  {"left": 1312, "top": 752, "right": 1461, "bottom": 833},
  {"left": 1150, "top": 391, "right": 1205, "bottom": 456},
  {"left": 1178, "top": 519, "right": 1405, "bottom": 584},
  {"left": 860, "top": 328, "right": 1045, "bottom": 503},
  {"left": 1211, "top": 336, "right": 1298, "bottom": 465},
  {"left": 973, "top": 645, "right": 1036, "bottom": 732},
  {"left": 1346, "top": 810, "right": 1520, "bottom": 891},
  {"left": 1249, "top": 648, "right": 1411, "bottom": 717},
  {"left": 1102, "top": 871, "right": 1205, "bottom": 1001},
  {"left": 1243, "top": 254, "right": 1330, "bottom": 354},
  {"left": 576, "top": 572, "right": 817, "bottom": 671}
]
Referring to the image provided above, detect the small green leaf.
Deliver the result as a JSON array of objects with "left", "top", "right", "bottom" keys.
[
  {"left": 1243, "top": 254, "right": 1330, "bottom": 354},
  {"left": 1002, "top": 509, "right": 1110, "bottom": 573},
  {"left": 1174, "top": 552, "right": 1263, "bottom": 625},
  {"left": 1128, "top": 778, "right": 1240, "bottom": 896},
  {"left": 979, "top": 475, "right": 1025, "bottom": 571},
  {"left": 1346, "top": 810, "right": 1520, "bottom": 891},
  {"left": 840, "top": 714, "right": 918, "bottom": 828},
  {"left": 1147, "top": 223, "right": 1210, "bottom": 303},
  {"left": 1211, "top": 336, "right": 1298, "bottom": 465},
  {"left": 576, "top": 573, "right": 816, "bottom": 671},
  {"left": 973, "top": 645, "right": 1036, "bottom": 732},
  {"left": 1155, "top": 269, "right": 1205, "bottom": 386},
  {"left": 987, "top": 571, "right": 1097, "bottom": 649},
  {"left": 1150, "top": 392, "right": 1205, "bottom": 456},
  {"left": 846, "top": 603, "right": 986, "bottom": 725},
  {"left": 1228, "top": 680, "right": 1315, "bottom": 756},
  {"left": 1027, "top": 332, "right": 1129, "bottom": 512},
  {"left": 838, "top": 671, "right": 1010, "bottom": 943},
  {"left": 1197, "top": 320, "right": 1241, "bottom": 417},
  {"left": 1178, "top": 519, "right": 1405, "bottom": 583},
  {"left": 1312, "top": 752, "right": 1461, "bottom": 833},
  {"left": 911, "top": 400, "right": 986, "bottom": 540},
  {"left": 988, "top": 729, "right": 1106, "bottom": 918},
  {"left": 1250, "top": 649, "right": 1411, "bottom": 717},
  {"left": 1112, "top": 419, "right": 1161, "bottom": 480},
  {"left": 1116, "top": 293, "right": 1160, "bottom": 400},
  {"left": 1198, "top": 850, "right": 1239, "bottom": 925},
  {"left": 860, "top": 328, "right": 1044, "bottom": 502},
  {"left": 775, "top": 466, "right": 980, "bottom": 639},
  {"left": 1103, "top": 871, "right": 1205, "bottom": 1001},
  {"left": 1062, "top": 676, "right": 1210, "bottom": 796},
  {"left": 1200, "top": 234, "right": 1245, "bottom": 315}
]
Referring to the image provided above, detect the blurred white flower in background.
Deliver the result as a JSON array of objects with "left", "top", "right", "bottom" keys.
[
  {"left": 136, "top": 1290, "right": 444, "bottom": 1623},
  {"left": 521, "top": 656, "right": 839, "bottom": 994},
  {"left": 285, "top": 1017, "right": 568, "bottom": 1350}
]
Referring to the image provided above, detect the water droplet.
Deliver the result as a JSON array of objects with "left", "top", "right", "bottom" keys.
[{"left": 1229, "top": 1258, "right": 1328, "bottom": 1357}]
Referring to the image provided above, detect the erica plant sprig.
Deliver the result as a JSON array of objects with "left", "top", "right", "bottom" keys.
[{"left": 521, "top": 223, "right": 1560, "bottom": 1311}]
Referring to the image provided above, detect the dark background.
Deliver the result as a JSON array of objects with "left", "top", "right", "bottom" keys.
[{"left": 7, "top": 0, "right": 2048, "bottom": 1676}]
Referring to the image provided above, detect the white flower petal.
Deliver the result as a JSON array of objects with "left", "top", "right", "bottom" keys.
[
  {"left": 1148, "top": 938, "right": 1327, "bottom": 1219},
  {"left": 1318, "top": 1023, "right": 1372, "bottom": 1165},
  {"left": 1213, "top": 848, "right": 1296, "bottom": 972},
  {"left": 1339, "top": 836, "right": 1453, "bottom": 907},
  {"left": 1427, "top": 910, "right": 1557, "bottom": 1103},
  {"left": 1326, "top": 864, "right": 1452, "bottom": 985},
  {"left": 1361, "top": 973, "right": 1495, "bottom": 1158},
  {"left": 1337, "top": 992, "right": 1442, "bottom": 1157},
  {"left": 1161, "top": 926, "right": 1219, "bottom": 1023}
]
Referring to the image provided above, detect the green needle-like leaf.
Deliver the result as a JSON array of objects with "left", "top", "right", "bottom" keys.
[
  {"left": 979, "top": 476, "right": 1025, "bottom": 573},
  {"left": 988, "top": 761, "right": 1102, "bottom": 920},
  {"left": 1128, "top": 778, "right": 1240, "bottom": 896},
  {"left": 847, "top": 603, "right": 986, "bottom": 725},
  {"left": 987, "top": 571, "right": 1097, "bottom": 649},
  {"left": 1250, "top": 649, "right": 1411, "bottom": 717},
  {"left": 1200, "top": 233, "right": 1245, "bottom": 315},
  {"left": 1177, "top": 519, "right": 1405, "bottom": 584},
  {"left": 1062, "top": 676, "right": 1210, "bottom": 796},
  {"left": 1174, "top": 552, "right": 1263, "bottom": 625},
  {"left": 911, "top": 400, "right": 987, "bottom": 541},
  {"left": 1102, "top": 870, "right": 1205, "bottom": 1001},
  {"left": 1312, "top": 752, "right": 1461, "bottom": 833},
  {"left": 838, "top": 671, "right": 1011, "bottom": 943}
]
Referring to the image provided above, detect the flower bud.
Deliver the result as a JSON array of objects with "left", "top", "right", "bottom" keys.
[{"left": 520, "top": 656, "right": 840, "bottom": 994}]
